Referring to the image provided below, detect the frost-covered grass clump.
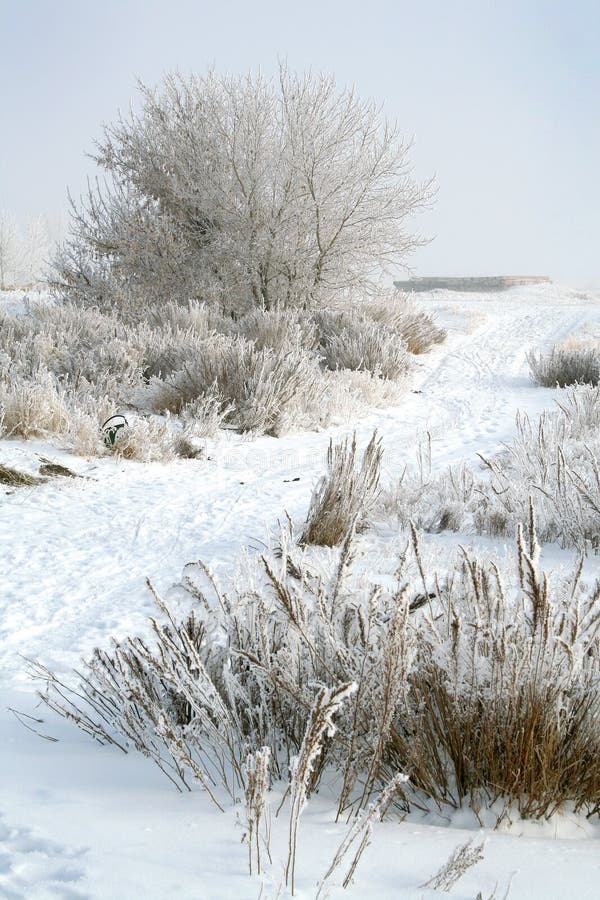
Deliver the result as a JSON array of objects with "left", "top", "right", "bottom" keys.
[
  {"left": 529, "top": 344, "right": 600, "bottom": 387},
  {"left": 383, "top": 385, "right": 600, "bottom": 553},
  {"left": 34, "top": 508, "right": 600, "bottom": 824},
  {"left": 301, "top": 431, "right": 383, "bottom": 546}
]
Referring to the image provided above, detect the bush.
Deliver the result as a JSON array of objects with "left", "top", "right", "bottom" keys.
[
  {"left": 0, "top": 375, "right": 71, "bottom": 438},
  {"left": 364, "top": 290, "right": 447, "bottom": 354},
  {"left": 148, "top": 336, "right": 324, "bottom": 435},
  {"left": 0, "top": 285, "right": 444, "bottom": 452},
  {"left": 178, "top": 392, "right": 234, "bottom": 442},
  {"left": 234, "top": 306, "right": 317, "bottom": 352},
  {"left": 315, "top": 310, "right": 412, "bottom": 380},
  {"left": 33, "top": 528, "right": 415, "bottom": 814},
  {"left": 0, "top": 302, "right": 142, "bottom": 390},
  {"left": 390, "top": 510, "right": 600, "bottom": 818},
  {"left": 319, "top": 369, "right": 404, "bottom": 422},
  {"left": 110, "top": 415, "right": 176, "bottom": 462},
  {"left": 528, "top": 345, "right": 600, "bottom": 387},
  {"left": 146, "top": 299, "right": 229, "bottom": 336},
  {"left": 473, "top": 388, "right": 600, "bottom": 550},
  {"left": 135, "top": 327, "right": 209, "bottom": 382}
]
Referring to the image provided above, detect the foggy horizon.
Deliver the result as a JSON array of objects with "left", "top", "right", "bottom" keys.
[{"left": 2, "top": 0, "right": 599, "bottom": 289}]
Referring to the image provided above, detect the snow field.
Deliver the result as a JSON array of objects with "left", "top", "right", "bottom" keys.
[{"left": 1, "top": 283, "right": 600, "bottom": 897}]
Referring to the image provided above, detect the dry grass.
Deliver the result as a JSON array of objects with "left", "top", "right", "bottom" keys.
[
  {"left": 286, "top": 683, "right": 356, "bottom": 894},
  {"left": 146, "top": 299, "right": 229, "bottom": 336},
  {"left": 149, "top": 337, "right": 324, "bottom": 436},
  {"left": 380, "top": 385, "right": 600, "bottom": 553},
  {"left": 317, "top": 773, "right": 408, "bottom": 897},
  {"left": 244, "top": 746, "right": 271, "bottom": 876},
  {"left": 528, "top": 345, "right": 600, "bottom": 387},
  {"left": 0, "top": 463, "right": 42, "bottom": 486},
  {"left": 32, "top": 521, "right": 416, "bottom": 814},
  {"left": 234, "top": 306, "right": 317, "bottom": 352},
  {"left": 422, "top": 839, "right": 485, "bottom": 891},
  {"left": 112, "top": 416, "right": 176, "bottom": 462},
  {"left": 38, "top": 461, "right": 78, "bottom": 478},
  {"left": 301, "top": 431, "right": 383, "bottom": 546},
  {"left": 33, "top": 506, "right": 600, "bottom": 827},
  {"left": 364, "top": 290, "right": 447, "bottom": 354},
  {"left": 0, "top": 377, "right": 71, "bottom": 438},
  {"left": 388, "top": 508, "right": 600, "bottom": 819},
  {"left": 474, "top": 389, "right": 600, "bottom": 551}
]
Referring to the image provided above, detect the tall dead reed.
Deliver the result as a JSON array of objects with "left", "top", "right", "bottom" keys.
[{"left": 301, "top": 432, "right": 383, "bottom": 546}]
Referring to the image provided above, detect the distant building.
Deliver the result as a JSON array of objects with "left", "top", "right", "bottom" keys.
[{"left": 394, "top": 275, "right": 552, "bottom": 292}]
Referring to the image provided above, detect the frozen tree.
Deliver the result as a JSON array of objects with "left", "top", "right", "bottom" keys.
[
  {"left": 0, "top": 211, "right": 55, "bottom": 289},
  {"left": 20, "top": 216, "right": 52, "bottom": 286},
  {"left": 54, "top": 65, "right": 433, "bottom": 314},
  {"left": 0, "top": 210, "right": 19, "bottom": 289}
]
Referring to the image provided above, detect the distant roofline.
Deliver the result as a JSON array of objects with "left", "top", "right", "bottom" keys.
[{"left": 394, "top": 275, "right": 552, "bottom": 293}]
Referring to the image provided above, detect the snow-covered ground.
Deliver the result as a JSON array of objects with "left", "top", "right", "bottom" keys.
[{"left": 1, "top": 283, "right": 600, "bottom": 898}]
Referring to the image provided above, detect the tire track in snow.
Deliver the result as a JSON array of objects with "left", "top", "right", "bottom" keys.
[{"left": 371, "top": 300, "right": 595, "bottom": 472}]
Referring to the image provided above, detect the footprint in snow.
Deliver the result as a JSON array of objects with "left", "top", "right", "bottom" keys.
[{"left": 0, "top": 812, "right": 89, "bottom": 899}]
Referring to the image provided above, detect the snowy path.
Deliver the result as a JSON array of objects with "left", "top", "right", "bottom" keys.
[
  {"left": 2, "top": 284, "right": 600, "bottom": 898},
  {"left": 373, "top": 290, "right": 594, "bottom": 470}
]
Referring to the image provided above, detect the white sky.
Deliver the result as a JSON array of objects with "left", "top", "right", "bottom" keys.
[{"left": 2, "top": 0, "right": 599, "bottom": 287}]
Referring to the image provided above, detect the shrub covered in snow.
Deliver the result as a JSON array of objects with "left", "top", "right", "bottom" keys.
[
  {"left": 471, "top": 390, "right": 600, "bottom": 550},
  {"left": 147, "top": 337, "right": 324, "bottom": 436},
  {"left": 233, "top": 306, "right": 318, "bottom": 352},
  {"left": 391, "top": 509, "right": 600, "bottom": 818},
  {"left": 0, "top": 375, "right": 71, "bottom": 439},
  {"left": 315, "top": 310, "right": 412, "bottom": 381},
  {"left": 0, "top": 290, "right": 444, "bottom": 451}
]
